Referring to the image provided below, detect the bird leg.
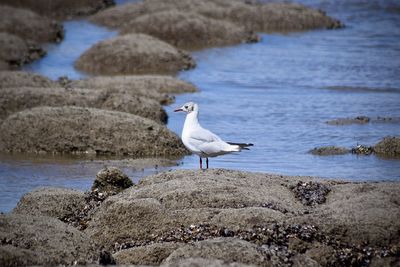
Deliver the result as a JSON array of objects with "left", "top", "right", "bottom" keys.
[
  {"left": 199, "top": 157, "right": 202, "bottom": 169},
  {"left": 206, "top": 158, "right": 209, "bottom": 169}
]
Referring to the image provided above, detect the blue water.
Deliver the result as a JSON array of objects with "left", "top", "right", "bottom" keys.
[
  {"left": 1, "top": 0, "right": 400, "bottom": 212},
  {"left": 23, "top": 20, "right": 117, "bottom": 80},
  {"left": 167, "top": 29, "right": 400, "bottom": 178}
]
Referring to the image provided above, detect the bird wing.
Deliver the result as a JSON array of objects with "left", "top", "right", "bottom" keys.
[
  {"left": 187, "top": 127, "right": 232, "bottom": 155},
  {"left": 189, "top": 126, "right": 222, "bottom": 143}
]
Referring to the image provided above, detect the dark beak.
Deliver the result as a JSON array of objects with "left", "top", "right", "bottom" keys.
[{"left": 174, "top": 108, "right": 183, "bottom": 112}]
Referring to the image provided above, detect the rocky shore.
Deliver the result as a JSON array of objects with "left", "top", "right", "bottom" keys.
[
  {"left": 0, "top": 0, "right": 344, "bottom": 157},
  {"left": 309, "top": 136, "right": 400, "bottom": 157},
  {"left": 2, "top": 168, "right": 399, "bottom": 266},
  {"left": 1, "top": 0, "right": 114, "bottom": 20},
  {"left": 0, "top": 5, "right": 63, "bottom": 70},
  {"left": 75, "top": 33, "right": 196, "bottom": 75},
  {"left": 0, "top": 70, "right": 197, "bottom": 155},
  {"left": 0, "top": 106, "right": 187, "bottom": 156},
  {"left": 0, "top": 0, "right": 342, "bottom": 159},
  {"left": 1, "top": 1, "right": 398, "bottom": 266}
]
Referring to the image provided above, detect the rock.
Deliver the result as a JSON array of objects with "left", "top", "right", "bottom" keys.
[
  {"left": 1, "top": 0, "right": 114, "bottom": 19},
  {"left": 92, "top": 167, "right": 133, "bottom": 195},
  {"left": 0, "top": 32, "right": 45, "bottom": 68},
  {"left": 0, "top": 71, "right": 57, "bottom": 88},
  {"left": 75, "top": 33, "right": 195, "bottom": 75},
  {"left": 84, "top": 169, "right": 305, "bottom": 248},
  {"left": 375, "top": 116, "right": 400, "bottom": 124},
  {"left": 0, "top": 5, "right": 63, "bottom": 43},
  {"left": 290, "top": 181, "right": 331, "bottom": 206},
  {"left": 121, "top": 10, "right": 258, "bottom": 50},
  {"left": 8, "top": 169, "right": 399, "bottom": 265},
  {"left": 0, "top": 106, "right": 187, "bottom": 156},
  {"left": 0, "top": 87, "right": 168, "bottom": 123},
  {"left": 94, "top": 90, "right": 168, "bottom": 123},
  {"left": 289, "top": 182, "right": 400, "bottom": 246},
  {"left": 83, "top": 169, "right": 400, "bottom": 266},
  {"left": 309, "top": 146, "right": 350, "bottom": 156},
  {"left": 0, "top": 214, "right": 101, "bottom": 266},
  {"left": 0, "top": 86, "right": 168, "bottom": 123},
  {"left": 326, "top": 116, "right": 370, "bottom": 125},
  {"left": 351, "top": 144, "right": 374, "bottom": 155},
  {"left": 373, "top": 136, "right": 400, "bottom": 157},
  {"left": 195, "top": 1, "right": 342, "bottom": 32},
  {"left": 113, "top": 242, "right": 183, "bottom": 265},
  {"left": 164, "top": 238, "right": 266, "bottom": 266},
  {"left": 12, "top": 187, "right": 85, "bottom": 220},
  {"left": 67, "top": 75, "right": 197, "bottom": 105},
  {"left": 89, "top": 1, "right": 157, "bottom": 29},
  {"left": 90, "top": 0, "right": 342, "bottom": 33},
  {"left": 238, "top": 2, "right": 343, "bottom": 32}
]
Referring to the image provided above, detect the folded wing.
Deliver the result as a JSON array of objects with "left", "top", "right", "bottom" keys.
[{"left": 188, "top": 127, "right": 237, "bottom": 156}]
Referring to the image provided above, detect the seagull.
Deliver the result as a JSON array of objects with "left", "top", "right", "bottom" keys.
[{"left": 174, "top": 101, "right": 253, "bottom": 169}]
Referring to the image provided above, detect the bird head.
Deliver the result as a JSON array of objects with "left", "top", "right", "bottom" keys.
[{"left": 174, "top": 102, "right": 197, "bottom": 113}]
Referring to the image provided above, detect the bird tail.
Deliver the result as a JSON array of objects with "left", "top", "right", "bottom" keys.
[{"left": 227, "top": 142, "right": 254, "bottom": 151}]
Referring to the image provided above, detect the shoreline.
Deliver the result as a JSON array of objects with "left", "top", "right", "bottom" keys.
[{"left": 2, "top": 167, "right": 399, "bottom": 266}]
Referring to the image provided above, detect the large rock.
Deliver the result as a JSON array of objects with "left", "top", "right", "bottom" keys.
[
  {"left": 90, "top": 0, "right": 341, "bottom": 33},
  {"left": 121, "top": 10, "right": 258, "bottom": 50},
  {"left": 88, "top": 0, "right": 243, "bottom": 29},
  {"left": 373, "top": 136, "right": 400, "bottom": 157},
  {"left": 75, "top": 33, "right": 195, "bottom": 75},
  {"left": 0, "top": 86, "right": 168, "bottom": 123},
  {"left": 1, "top": 0, "right": 114, "bottom": 19},
  {"left": 85, "top": 169, "right": 308, "bottom": 248},
  {"left": 0, "top": 106, "right": 187, "bottom": 156},
  {"left": 13, "top": 187, "right": 86, "bottom": 220},
  {"left": 0, "top": 214, "right": 101, "bottom": 266},
  {"left": 0, "top": 32, "right": 45, "bottom": 68},
  {"left": 67, "top": 75, "right": 197, "bottom": 105},
  {"left": 219, "top": 2, "right": 342, "bottom": 32},
  {"left": 0, "top": 71, "right": 57, "bottom": 88},
  {"left": 84, "top": 169, "right": 400, "bottom": 265},
  {"left": 0, "top": 5, "right": 63, "bottom": 43}
]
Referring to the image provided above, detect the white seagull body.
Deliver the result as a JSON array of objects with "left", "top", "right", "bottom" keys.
[{"left": 174, "top": 102, "right": 253, "bottom": 169}]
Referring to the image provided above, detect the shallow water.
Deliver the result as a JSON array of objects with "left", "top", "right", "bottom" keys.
[
  {"left": 1, "top": 0, "right": 400, "bottom": 212},
  {"left": 168, "top": 0, "right": 400, "bottom": 178},
  {"left": 0, "top": 154, "right": 172, "bottom": 212},
  {"left": 23, "top": 20, "right": 117, "bottom": 80}
]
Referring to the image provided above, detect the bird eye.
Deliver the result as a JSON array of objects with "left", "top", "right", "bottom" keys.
[{"left": 184, "top": 106, "right": 188, "bottom": 109}]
